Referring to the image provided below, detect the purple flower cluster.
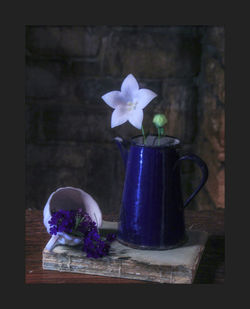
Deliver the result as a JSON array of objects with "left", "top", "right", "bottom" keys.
[
  {"left": 49, "top": 209, "right": 76, "bottom": 235},
  {"left": 83, "top": 230, "right": 111, "bottom": 258},
  {"left": 48, "top": 208, "right": 116, "bottom": 258}
]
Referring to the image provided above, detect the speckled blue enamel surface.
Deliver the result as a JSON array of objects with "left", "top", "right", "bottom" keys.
[{"left": 116, "top": 137, "right": 208, "bottom": 250}]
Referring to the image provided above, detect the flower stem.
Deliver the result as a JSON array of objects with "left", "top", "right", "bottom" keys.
[
  {"left": 157, "top": 127, "right": 165, "bottom": 146},
  {"left": 157, "top": 127, "right": 160, "bottom": 146},
  {"left": 141, "top": 125, "right": 146, "bottom": 144}
]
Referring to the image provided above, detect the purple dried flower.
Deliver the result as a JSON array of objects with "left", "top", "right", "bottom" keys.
[
  {"left": 106, "top": 233, "right": 117, "bottom": 242},
  {"left": 48, "top": 208, "right": 116, "bottom": 259},
  {"left": 83, "top": 230, "right": 110, "bottom": 259},
  {"left": 77, "top": 213, "right": 97, "bottom": 236},
  {"left": 48, "top": 209, "right": 76, "bottom": 235}
]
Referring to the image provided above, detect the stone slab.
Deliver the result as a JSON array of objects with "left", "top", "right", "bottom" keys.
[{"left": 42, "top": 221, "right": 208, "bottom": 284}]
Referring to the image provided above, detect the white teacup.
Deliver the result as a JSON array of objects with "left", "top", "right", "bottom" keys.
[{"left": 43, "top": 187, "right": 102, "bottom": 251}]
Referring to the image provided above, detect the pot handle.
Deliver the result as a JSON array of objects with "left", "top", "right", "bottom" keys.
[{"left": 175, "top": 154, "right": 208, "bottom": 208}]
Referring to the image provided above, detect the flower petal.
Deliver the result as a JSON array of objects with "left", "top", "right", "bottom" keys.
[
  {"left": 136, "top": 88, "right": 157, "bottom": 109},
  {"left": 121, "top": 74, "right": 139, "bottom": 101},
  {"left": 111, "top": 105, "right": 129, "bottom": 128},
  {"left": 101, "top": 91, "right": 125, "bottom": 109},
  {"left": 128, "top": 109, "right": 143, "bottom": 130}
]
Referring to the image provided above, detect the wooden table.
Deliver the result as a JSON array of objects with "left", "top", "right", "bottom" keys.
[{"left": 25, "top": 209, "right": 224, "bottom": 284}]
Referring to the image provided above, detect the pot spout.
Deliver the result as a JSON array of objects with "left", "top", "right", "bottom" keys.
[{"left": 114, "top": 137, "right": 129, "bottom": 168}]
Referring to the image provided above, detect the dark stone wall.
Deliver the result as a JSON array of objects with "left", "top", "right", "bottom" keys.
[{"left": 25, "top": 25, "right": 225, "bottom": 215}]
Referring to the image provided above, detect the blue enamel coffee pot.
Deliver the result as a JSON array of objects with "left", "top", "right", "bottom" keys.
[{"left": 115, "top": 135, "right": 208, "bottom": 250}]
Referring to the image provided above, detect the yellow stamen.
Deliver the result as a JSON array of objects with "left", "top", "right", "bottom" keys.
[{"left": 127, "top": 101, "right": 138, "bottom": 111}]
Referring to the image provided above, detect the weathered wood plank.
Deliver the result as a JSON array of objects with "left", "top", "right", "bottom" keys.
[
  {"left": 26, "top": 209, "right": 224, "bottom": 284},
  {"left": 42, "top": 221, "right": 208, "bottom": 284}
]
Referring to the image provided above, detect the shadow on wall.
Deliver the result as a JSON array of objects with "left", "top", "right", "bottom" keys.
[{"left": 25, "top": 25, "right": 225, "bottom": 215}]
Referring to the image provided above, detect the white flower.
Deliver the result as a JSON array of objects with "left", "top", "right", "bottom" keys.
[{"left": 101, "top": 74, "right": 157, "bottom": 130}]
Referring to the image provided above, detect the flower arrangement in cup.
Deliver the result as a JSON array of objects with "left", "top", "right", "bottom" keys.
[
  {"left": 101, "top": 74, "right": 168, "bottom": 144},
  {"left": 48, "top": 208, "right": 116, "bottom": 258}
]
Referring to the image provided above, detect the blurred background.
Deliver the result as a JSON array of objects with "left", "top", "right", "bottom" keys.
[{"left": 25, "top": 25, "right": 225, "bottom": 217}]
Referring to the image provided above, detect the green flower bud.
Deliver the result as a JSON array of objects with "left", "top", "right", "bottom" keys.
[{"left": 153, "top": 114, "right": 168, "bottom": 128}]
